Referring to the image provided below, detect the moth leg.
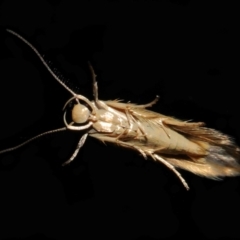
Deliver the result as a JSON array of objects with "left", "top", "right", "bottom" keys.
[
  {"left": 89, "top": 66, "right": 124, "bottom": 116},
  {"left": 157, "top": 119, "right": 170, "bottom": 139},
  {"left": 152, "top": 146, "right": 168, "bottom": 153},
  {"left": 113, "top": 106, "right": 145, "bottom": 142},
  {"left": 136, "top": 148, "right": 147, "bottom": 159},
  {"left": 88, "top": 62, "right": 99, "bottom": 102},
  {"left": 135, "top": 120, "right": 148, "bottom": 139},
  {"left": 88, "top": 63, "right": 115, "bottom": 115},
  {"left": 152, "top": 154, "right": 189, "bottom": 190},
  {"left": 129, "top": 111, "right": 170, "bottom": 139},
  {"left": 90, "top": 134, "right": 147, "bottom": 159},
  {"left": 134, "top": 95, "right": 160, "bottom": 108},
  {"left": 115, "top": 109, "right": 137, "bottom": 141},
  {"left": 115, "top": 128, "right": 129, "bottom": 141},
  {"left": 62, "top": 133, "right": 88, "bottom": 166},
  {"left": 162, "top": 118, "right": 205, "bottom": 128},
  {"left": 115, "top": 133, "right": 147, "bottom": 159},
  {"left": 125, "top": 107, "right": 133, "bottom": 132},
  {"left": 126, "top": 107, "right": 148, "bottom": 140},
  {"left": 114, "top": 124, "right": 132, "bottom": 143},
  {"left": 125, "top": 107, "right": 145, "bottom": 138},
  {"left": 127, "top": 107, "right": 170, "bottom": 139}
]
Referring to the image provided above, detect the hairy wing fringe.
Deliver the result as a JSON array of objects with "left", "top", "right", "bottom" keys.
[
  {"left": 165, "top": 151, "right": 240, "bottom": 179},
  {"left": 163, "top": 124, "right": 240, "bottom": 178},
  {"left": 170, "top": 124, "right": 232, "bottom": 146}
]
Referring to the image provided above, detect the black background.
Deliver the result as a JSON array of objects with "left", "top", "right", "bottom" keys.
[{"left": 0, "top": 0, "right": 239, "bottom": 239}]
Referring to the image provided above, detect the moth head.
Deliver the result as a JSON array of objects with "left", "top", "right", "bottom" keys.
[
  {"left": 72, "top": 103, "right": 90, "bottom": 123},
  {"left": 63, "top": 94, "right": 96, "bottom": 131}
]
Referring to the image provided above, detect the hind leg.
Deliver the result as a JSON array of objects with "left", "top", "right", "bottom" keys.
[
  {"left": 152, "top": 154, "right": 189, "bottom": 190},
  {"left": 134, "top": 95, "right": 160, "bottom": 108}
]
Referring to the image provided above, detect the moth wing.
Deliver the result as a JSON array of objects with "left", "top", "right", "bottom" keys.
[
  {"left": 104, "top": 100, "right": 240, "bottom": 180},
  {"left": 104, "top": 100, "right": 237, "bottom": 149},
  {"left": 105, "top": 100, "right": 203, "bottom": 127}
]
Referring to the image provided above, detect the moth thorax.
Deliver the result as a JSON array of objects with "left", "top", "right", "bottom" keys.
[{"left": 72, "top": 103, "right": 90, "bottom": 123}]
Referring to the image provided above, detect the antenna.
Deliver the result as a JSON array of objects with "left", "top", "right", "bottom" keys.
[{"left": 6, "top": 29, "right": 77, "bottom": 97}]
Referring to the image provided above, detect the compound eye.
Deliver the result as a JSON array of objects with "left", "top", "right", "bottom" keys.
[{"left": 72, "top": 103, "right": 90, "bottom": 123}]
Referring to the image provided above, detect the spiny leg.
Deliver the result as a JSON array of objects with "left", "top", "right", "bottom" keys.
[
  {"left": 87, "top": 67, "right": 153, "bottom": 125},
  {"left": 105, "top": 96, "right": 160, "bottom": 111},
  {"left": 118, "top": 136, "right": 148, "bottom": 159},
  {"left": 90, "top": 134, "right": 147, "bottom": 159},
  {"left": 135, "top": 147, "right": 147, "bottom": 159},
  {"left": 153, "top": 154, "right": 189, "bottom": 190},
  {"left": 88, "top": 62, "right": 99, "bottom": 102},
  {"left": 92, "top": 132, "right": 188, "bottom": 188},
  {"left": 88, "top": 62, "right": 117, "bottom": 113},
  {"left": 88, "top": 62, "right": 141, "bottom": 123},
  {"left": 115, "top": 130, "right": 146, "bottom": 159},
  {"left": 62, "top": 133, "right": 88, "bottom": 166},
  {"left": 135, "top": 95, "right": 160, "bottom": 108}
]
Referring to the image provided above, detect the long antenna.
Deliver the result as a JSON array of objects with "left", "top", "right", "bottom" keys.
[
  {"left": 6, "top": 29, "right": 77, "bottom": 97},
  {"left": 0, "top": 127, "right": 67, "bottom": 154}
]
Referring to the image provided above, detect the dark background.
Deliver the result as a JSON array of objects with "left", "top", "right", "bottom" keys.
[{"left": 0, "top": 0, "right": 239, "bottom": 239}]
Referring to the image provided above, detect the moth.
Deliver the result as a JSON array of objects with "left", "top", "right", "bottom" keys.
[{"left": 1, "top": 29, "right": 240, "bottom": 190}]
